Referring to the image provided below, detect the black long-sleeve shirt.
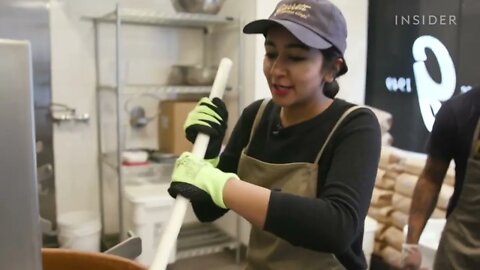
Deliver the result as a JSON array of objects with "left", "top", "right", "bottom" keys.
[{"left": 194, "top": 98, "right": 381, "bottom": 269}]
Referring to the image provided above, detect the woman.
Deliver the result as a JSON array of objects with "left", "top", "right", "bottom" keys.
[{"left": 168, "top": 0, "right": 381, "bottom": 269}]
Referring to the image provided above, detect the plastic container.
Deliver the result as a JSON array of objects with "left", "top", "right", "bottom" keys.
[
  {"left": 123, "top": 183, "right": 176, "bottom": 266},
  {"left": 42, "top": 248, "right": 146, "bottom": 270},
  {"left": 363, "top": 216, "right": 378, "bottom": 268},
  {"left": 403, "top": 218, "right": 446, "bottom": 269},
  {"left": 57, "top": 211, "right": 101, "bottom": 252}
]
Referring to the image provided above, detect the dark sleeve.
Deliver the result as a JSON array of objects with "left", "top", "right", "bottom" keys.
[
  {"left": 191, "top": 100, "right": 262, "bottom": 222},
  {"left": 264, "top": 109, "right": 381, "bottom": 253},
  {"left": 426, "top": 103, "right": 456, "bottom": 163}
]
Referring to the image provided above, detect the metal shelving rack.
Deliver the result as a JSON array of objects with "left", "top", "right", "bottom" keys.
[{"left": 90, "top": 4, "right": 244, "bottom": 263}]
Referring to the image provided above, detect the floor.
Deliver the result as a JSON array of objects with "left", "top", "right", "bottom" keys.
[{"left": 167, "top": 249, "right": 246, "bottom": 270}]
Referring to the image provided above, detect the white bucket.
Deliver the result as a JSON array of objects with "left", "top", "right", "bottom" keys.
[
  {"left": 57, "top": 211, "right": 101, "bottom": 252},
  {"left": 363, "top": 216, "right": 378, "bottom": 268}
]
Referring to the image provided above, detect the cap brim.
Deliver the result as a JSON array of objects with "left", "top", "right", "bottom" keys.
[
  {"left": 244, "top": 19, "right": 348, "bottom": 76},
  {"left": 243, "top": 19, "right": 332, "bottom": 50}
]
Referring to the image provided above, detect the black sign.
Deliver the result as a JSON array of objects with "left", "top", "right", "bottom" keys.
[{"left": 366, "top": 0, "right": 480, "bottom": 152}]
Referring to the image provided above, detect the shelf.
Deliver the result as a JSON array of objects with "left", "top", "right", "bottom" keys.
[
  {"left": 94, "top": 4, "right": 244, "bottom": 253},
  {"left": 101, "top": 153, "right": 175, "bottom": 185},
  {"left": 98, "top": 85, "right": 211, "bottom": 94},
  {"left": 176, "top": 223, "right": 239, "bottom": 260},
  {"left": 91, "top": 8, "right": 239, "bottom": 29},
  {"left": 99, "top": 85, "right": 228, "bottom": 95},
  {"left": 102, "top": 152, "right": 176, "bottom": 167}
]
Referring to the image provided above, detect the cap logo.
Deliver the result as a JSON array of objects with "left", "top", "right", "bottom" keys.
[{"left": 274, "top": 3, "right": 312, "bottom": 20}]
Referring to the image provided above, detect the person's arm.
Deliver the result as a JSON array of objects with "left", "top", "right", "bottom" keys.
[
  {"left": 402, "top": 103, "right": 455, "bottom": 270},
  {"left": 402, "top": 157, "right": 449, "bottom": 270},
  {"left": 406, "top": 102, "right": 456, "bottom": 243},
  {"left": 406, "top": 157, "right": 449, "bottom": 244},
  {"left": 223, "top": 178, "right": 270, "bottom": 227}
]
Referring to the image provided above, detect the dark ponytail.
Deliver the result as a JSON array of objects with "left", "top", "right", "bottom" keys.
[{"left": 321, "top": 47, "right": 345, "bottom": 99}]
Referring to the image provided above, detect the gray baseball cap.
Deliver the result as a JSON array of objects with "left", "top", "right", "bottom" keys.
[{"left": 243, "top": 0, "right": 348, "bottom": 75}]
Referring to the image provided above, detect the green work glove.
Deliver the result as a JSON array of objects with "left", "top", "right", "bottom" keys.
[
  {"left": 168, "top": 152, "right": 238, "bottom": 209},
  {"left": 184, "top": 97, "right": 228, "bottom": 159},
  {"left": 205, "top": 156, "right": 220, "bottom": 167}
]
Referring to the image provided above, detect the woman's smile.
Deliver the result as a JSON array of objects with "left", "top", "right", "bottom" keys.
[{"left": 271, "top": 83, "right": 292, "bottom": 97}]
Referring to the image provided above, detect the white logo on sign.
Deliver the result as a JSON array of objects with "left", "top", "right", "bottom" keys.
[{"left": 412, "top": 35, "right": 456, "bottom": 132}]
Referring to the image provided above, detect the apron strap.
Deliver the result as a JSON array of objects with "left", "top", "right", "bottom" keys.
[
  {"left": 314, "top": 105, "right": 363, "bottom": 164},
  {"left": 470, "top": 119, "right": 480, "bottom": 159},
  {"left": 245, "top": 98, "right": 271, "bottom": 152}
]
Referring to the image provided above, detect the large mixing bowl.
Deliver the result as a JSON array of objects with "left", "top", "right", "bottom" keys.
[
  {"left": 166, "top": 65, "right": 190, "bottom": 85},
  {"left": 167, "top": 65, "right": 218, "bottom": 85},
  {"left": 185, "top": 65, "right": 218, "bottom": 85},
  {"left": 171, "top": 0, "right": 226, "bottom": 15},
  {"left": 42, "top": 248, "right": 147, "bottom": 270}
]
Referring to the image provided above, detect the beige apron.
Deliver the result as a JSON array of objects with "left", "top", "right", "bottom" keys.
[
  {"left": 238, "top": 99, "right": 361, "bottom": 270},
  {"left": 433, "top": 119, "right": 480, "bottom": 270}
]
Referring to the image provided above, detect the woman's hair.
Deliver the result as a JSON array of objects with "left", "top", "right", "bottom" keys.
[{"left": 320, "top": 47, "right": 344, "bottom": 99}]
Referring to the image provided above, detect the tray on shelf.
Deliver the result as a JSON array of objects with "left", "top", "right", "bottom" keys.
[
  {"left": 176, "top": 223, "right": 239, "bottom": 260},
  {"left": 102, "top": 152, "right": 175, "bottom": 186}
]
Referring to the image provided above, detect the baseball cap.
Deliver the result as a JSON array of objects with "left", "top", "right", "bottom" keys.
[{"left": 243, "top": 0, "right": 348, "bottom": 75}]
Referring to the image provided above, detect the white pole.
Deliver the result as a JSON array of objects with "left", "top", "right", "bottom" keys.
[{"left": 149, "top": 58, "right": 233, "bottom": 270}]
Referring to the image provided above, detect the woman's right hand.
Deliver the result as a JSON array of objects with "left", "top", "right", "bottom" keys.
[{"left": 183, "top": 97, "right": 228, "bottom": 159}]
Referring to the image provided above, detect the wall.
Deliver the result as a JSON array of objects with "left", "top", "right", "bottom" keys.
[
  {"left": 333, "top": 0, "right": 369, "bottom": 104},
  {"left": 50, "top": 0, "right": 104, "bottom": 217},
  {"left": 50, "top": 0, "right": 201, "bottom": 216}
]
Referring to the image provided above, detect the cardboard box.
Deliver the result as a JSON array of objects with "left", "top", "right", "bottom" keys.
[{"left": 158, "top": 100, "right": 197, "bottom": 156}]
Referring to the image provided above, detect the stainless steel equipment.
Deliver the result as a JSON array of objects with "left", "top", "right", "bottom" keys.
[
  {"left": 0, "top": 39, "right": 42, "bottom": 270},
  {"left": 0, "top": 0, "right": 57, "bottom": 245}
]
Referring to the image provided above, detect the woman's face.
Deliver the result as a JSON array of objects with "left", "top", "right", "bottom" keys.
[{"left": 263, "top": 26, "right": 329, "bottom": 108}]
